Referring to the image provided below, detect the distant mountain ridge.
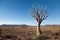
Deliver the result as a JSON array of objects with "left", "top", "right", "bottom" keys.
[
  {"left": 0, "top": 24, "right": 33, "bottom": 27},
  {"left": 0, "top": 24, "right": 60, "bottom": 27}
]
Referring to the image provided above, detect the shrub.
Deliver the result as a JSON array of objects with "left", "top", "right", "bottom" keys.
[
  {"left": 36, "top": 34, "right": 50, "bottom": 40},
  {"left": 52, "top": 31, "right": 60, "bottom": 36}
]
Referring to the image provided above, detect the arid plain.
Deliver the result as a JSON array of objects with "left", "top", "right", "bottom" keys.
[{"left": 0, "top": 25, "right": 60, "bottom": 40}]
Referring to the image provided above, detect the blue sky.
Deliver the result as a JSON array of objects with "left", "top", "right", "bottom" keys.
[{"left": 0, "top": 0, "right": 60, "bottom": 25}]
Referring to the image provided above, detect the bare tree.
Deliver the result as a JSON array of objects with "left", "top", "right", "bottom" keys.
[{"left": 30, "top": 5, "right": 50, "bottom": 35}]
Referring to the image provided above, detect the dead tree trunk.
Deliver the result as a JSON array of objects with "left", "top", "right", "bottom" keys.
[
  {"left": 37, "top": 22, "right": 41, "bottom": 35},
  {"left": 38, "top": 22, "right": 41, "bottom": 34}
]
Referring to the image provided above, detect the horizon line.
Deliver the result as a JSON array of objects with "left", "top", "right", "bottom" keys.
[{"left": 0, "top": 24, "right": 60, "bottom": 26}]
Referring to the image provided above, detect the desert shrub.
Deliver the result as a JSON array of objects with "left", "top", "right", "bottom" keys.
[
  {"left": 56, "top": 30, "right": 60, "bottom": 36},
  {"left": 25, "top": 36, "right": 32, "bottom": 40},
  {"left": 26, "top": 33, "right": 31, "bottom": 37},
  {"left": 52, "top": 30, "right": 60, "bottom": 36},
  {"left": 52, "top": 32, "right": 58, "bottom": 36},
  {"left": 36, "top": 34, "right": 50, "bottom": 40},
  {"left": 44, "top": 30, "right": 53, "bottom": 35},
  {"left": 25, "top": 35, "right": 35, "bottom": 40},
  {"left": 5, "top": 34, "right": 11, "bottom": 39},
  {"left": 49, "top": 32, "right": 60, "bottom": 40},
  {"left": 18, "top": 38, "right": 22, "bottom": 40},
  {"left": 4, "top": 34, "right": 18, "bottom": 40},
  {"left": 54, "top": 36, "right": 58, "bottom": 39},
  {"left": 26, "top": 38, "right": 32, "bottom": 40}
]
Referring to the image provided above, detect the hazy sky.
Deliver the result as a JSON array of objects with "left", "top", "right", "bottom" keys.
[{"left": 0, "top": 0, "right": 60, "bottom": 25}]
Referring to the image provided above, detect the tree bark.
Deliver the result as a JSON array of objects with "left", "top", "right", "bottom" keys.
[
  {"left": 38, "top": 22, "right": 41, "bottom": 34},
  {"left": 37, "top": 22, "right": 41, "bottom": 35}
]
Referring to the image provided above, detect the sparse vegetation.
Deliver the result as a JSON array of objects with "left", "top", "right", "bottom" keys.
[{"left": 0, "top": 25, "right": 60, "bottom": 40}]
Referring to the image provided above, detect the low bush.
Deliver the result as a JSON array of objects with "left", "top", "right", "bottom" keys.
[{"left": 36, "top": 34, "right": 50, "bottom": 40}]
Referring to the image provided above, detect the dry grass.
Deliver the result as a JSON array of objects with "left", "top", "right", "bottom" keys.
[{"left": 0, "top": 26, "right": 60, "bottom": 40}]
